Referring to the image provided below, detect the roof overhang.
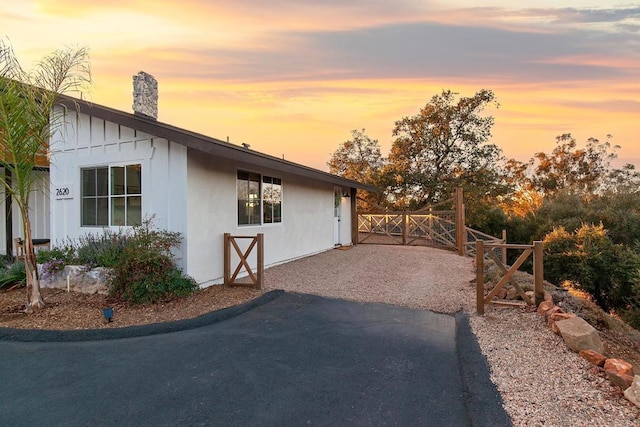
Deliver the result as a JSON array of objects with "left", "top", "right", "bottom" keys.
[{"left": 57, "top": 96, "right": 376, "bottom": 192}]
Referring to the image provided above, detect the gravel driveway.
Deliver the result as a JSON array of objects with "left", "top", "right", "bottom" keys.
[
  {"left": 263, "top": 244, "right": 475, "bottom": 313},
  {"left": 263, "top": 244, "right": 640, "bottom": 427}
]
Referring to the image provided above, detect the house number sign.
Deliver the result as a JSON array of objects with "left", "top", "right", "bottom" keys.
[{"left": 54, "top": 184, "right": 73, "bottom": 199}]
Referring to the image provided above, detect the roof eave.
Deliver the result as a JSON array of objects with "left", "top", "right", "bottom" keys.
[{"left": 57, "top": 96, "right": 375, "bottom": 192}]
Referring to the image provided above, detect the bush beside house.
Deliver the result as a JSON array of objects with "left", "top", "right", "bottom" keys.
[{"left": 35, "top": 218, "right": 197, "bottom": 304}]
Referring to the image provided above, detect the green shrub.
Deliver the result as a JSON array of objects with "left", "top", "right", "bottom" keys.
[
  {"left": 75, "top": 229, "right": 129, "bottom": 268},
  {"left": 543, "top": 223, "right": 640, "bottom": 314},
  {"left": 108, "top": 219, "right": 198, "bottom": 304},
  {"left": 36, "top": 244, "right": 75, "bottom": 264},
  {"left": 0, "top": 261, "right": 26, "bottom": 289}
]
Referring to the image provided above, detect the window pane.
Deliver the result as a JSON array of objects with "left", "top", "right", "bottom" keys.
[
  {"left": 238, "top": 171, "right": 261, "bottom": 225},
  {"left": 82, "top": 169, "right": 96, "bottom": 197},
  {"left": 97, "top": 197, "right": 109, "bottom": 226},
  {"left": 263, "top": 201, "right": 273, "bottom": 223},
  {"left": 248, "top": 201, "right": 260, "bottom": 224},
  {"left": 126, "top": 164, "right": 142, "bottom": 195},
  {"left": 273, "top": 201, "right": 282, "bottom": 223},
  {"left": 127, "top": 196, "right": 142, "bottom": 226},
  {"left": 238, "top": 200, "right": 249, "bottom": 225},
  {"left": 111, "top": 166, "right": 125, "bottom": 195},
  {"left": 111, "top": 197, "right": 125, "bottom": 226},
  {"left": 96, "top": 167, "right": 109, "bottom": 196},
  {"left": 237, "top": 179, "right": 248, "bottom": 201},
  {"left": 82, "top": 198, "right": 96, "bottom": 226}
]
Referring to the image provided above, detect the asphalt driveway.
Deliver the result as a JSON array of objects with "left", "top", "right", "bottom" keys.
[{"left": 0, "top": 291, "right": 509, "bottom": 426}]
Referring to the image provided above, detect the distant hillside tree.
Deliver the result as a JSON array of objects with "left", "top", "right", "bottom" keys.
[
  {"left": 531, "top": 133, "right": 617, "bottom": 196},
  {"left": 328, "top": 129, "right": 388, "bottom": 210},
  {"left": 386, "top": 88, "right": 505, "bottom": 231}
]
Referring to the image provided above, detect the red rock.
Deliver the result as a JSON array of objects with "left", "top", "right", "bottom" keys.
[
  {"left": 546, "top": 306, "right": 565, "bottom": 318},
  {"left": 607, "top": 371, "right": 634, "bottom": 390},
  {"left": 605, "top": 359, "right": 634, "bottom": 377},
  {"left": 537, "top": 300, "right": 555, "bottom": 316},
  {"left": 579, "top": 349, "right": 607, "bottom": 367},
  {"left": 544, "top": 291, "right": 553, "bottom": 302},
  {"left": 550, "top": 312, "right": 575, "bottom": 322},
  {"left": 496, "top": 288, "right": 507, "bottom": 299}
]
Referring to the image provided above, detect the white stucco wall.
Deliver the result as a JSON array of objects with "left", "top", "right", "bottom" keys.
[
  {"left": 186, "top": 150, "right": 349, "bottom": 286},
  {"left": 48, "top": 106, "right": 353, "bottom": 285},
  {"left": 0, "top": 169, "right": 50, "bottom": 255},
  {"left": 48, "top": 107, "right": 188, "bottom": 265}
]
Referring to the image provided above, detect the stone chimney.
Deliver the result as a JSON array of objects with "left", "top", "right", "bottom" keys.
[{"left": 132, "top": 71, "right": 158, "bottom": 120}]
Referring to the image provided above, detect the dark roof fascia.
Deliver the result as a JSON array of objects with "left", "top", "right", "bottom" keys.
[{"left": 57, "top": 96, "right": 376, "bottom": 192}]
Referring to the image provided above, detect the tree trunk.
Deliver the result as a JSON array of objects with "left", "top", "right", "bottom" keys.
[{"left": 22, "top": 212, "right": 44, "bottom": 312}]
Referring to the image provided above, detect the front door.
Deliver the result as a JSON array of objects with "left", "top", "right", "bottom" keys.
[{"left": 333, "top": 187, "right": 342, "bottom": 246}]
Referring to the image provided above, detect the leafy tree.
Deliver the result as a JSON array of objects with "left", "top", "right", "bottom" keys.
[
  {"left": 498, "top": 158, "right": 542, "bottom": 218},
  {"left": 531, "top": 133, "right": 617, "bottom": 196},
  {"left": 543, "top": 224, "right": 640, "bottom": 318},
  {"left": 0, "top": 40, "right": 90, "bottom": 311},
  {"left": 328, "top": 129, "right": 388, "bottom": 210},
  {"left": 387, "top": 89, "right": 502, "bottom": 209}
]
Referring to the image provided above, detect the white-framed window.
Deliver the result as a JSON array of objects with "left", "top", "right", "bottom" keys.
[
  {"left": 81, "top": 164, "right": 142, "bottom": 227},
  {"left": 237, "top": 171, "right": 282, "bottom": 226}
]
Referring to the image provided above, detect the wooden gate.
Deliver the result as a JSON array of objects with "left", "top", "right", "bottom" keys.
[
  {"left": 475, "top": 240, "right": 544, "bottom": 315},
  {"left": 223, "top": 233, "right": 264, "bottom": 289},
  {"left": 357, "top": 188, "right": 466, "bottom": 254}
]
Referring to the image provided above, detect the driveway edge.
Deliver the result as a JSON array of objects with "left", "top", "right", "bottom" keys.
[
  {"left": 0, "top": 289, "right": 285, "bottom": 342},
  {"left": 455, "top": 311, "right": 512, "bottom": 427}
]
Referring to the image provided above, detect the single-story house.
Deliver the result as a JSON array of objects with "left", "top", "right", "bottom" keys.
[{"left": 39, "top": 72, "right": 373, "bottom": 286}]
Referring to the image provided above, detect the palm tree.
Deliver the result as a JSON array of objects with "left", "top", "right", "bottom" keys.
[{"left": 0, "top": 40, "right": 90, "bottom": 312}]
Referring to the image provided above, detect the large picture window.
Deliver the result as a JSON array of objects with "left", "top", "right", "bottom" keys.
[
  {"left": 81, "top": 164, "right": 142, "bottom": 227},
  {"left": 237, "top": 171, "right": 282, "bottom": 225}
]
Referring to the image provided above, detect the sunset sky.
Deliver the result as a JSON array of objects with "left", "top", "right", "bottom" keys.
[{"left": 2, "top": 1, "right": 639, "bottom": 171}]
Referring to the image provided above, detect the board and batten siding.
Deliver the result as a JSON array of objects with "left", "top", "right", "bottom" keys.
[
  {"left": 0, "top": 169, "right": 50, "bottom": 255},
  {"left": 186, "top": 150, "right": 350, "bottom": 286},
  {"left": 48, "top": 106, "right": 188, "bottom": 267}
]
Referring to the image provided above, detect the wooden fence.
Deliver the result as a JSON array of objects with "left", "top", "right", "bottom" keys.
[
  {"left": 223, "top": 233, "right": 264, "bottom": 289},
  {"left": 357, "top": 188, "right": 467, "bottom": 254},
  {"left": 475, "top": 240, "right": 544, "bottom": 315}
]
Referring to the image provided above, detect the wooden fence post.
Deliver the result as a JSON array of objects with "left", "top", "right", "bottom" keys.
[
  {"left": 223, "top": 233, "right": 230, "bottom": 286},
  {"left": 428, "top": 207, "right": 434, "bottom": 242},
  {"left": 476, "top": 240, "right": 485, "bottom": 315},
  {"left": 456, "top": 187, "right": 466, "bottom": 256},
  {"left": 402, "top": 211, "right": 407, "bottom": 245},
  {"left": 533, "top": 240, "right": 544, "bottom": 306},
  {"left": 351, "top": 188, "right": 358, "bottom": 245},
  {"left": 501, "top": 229, "right": 507, "bottom": 265},
  {"left": 257, "top": 233, "right": 264, "bottom": 289}
]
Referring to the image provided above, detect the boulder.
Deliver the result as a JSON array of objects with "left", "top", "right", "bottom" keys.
[
  {"left": 604, "top": 359, "right": 634, "bottom": 377},
  {"left": 607, "top": 371, "right": 634, "bottom": 390},
  {"left": 624, "top": 376, "right": 640, "bottom": 408},
  {"left": 555, "top": 317, "right": 605, "bottom": 354},
  {"left": 40, "top": 265, "right": 110, "bottom": 295},
  {"left": 550, "top": 320, "right": 561, "bottom": 335},
  {"left": 550, "top": 312, "right": 575, "bottom": 322},
  {"left": 546, "top": 306, "right": 565, "bottom": 318},
  {"left": 537, "top": 300, "right": 555, "bottom": 316},
  {"left": 579, "top": 349, "right": 607, "bottom": 367}
]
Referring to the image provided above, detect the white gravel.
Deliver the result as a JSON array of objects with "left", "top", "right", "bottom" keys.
[{"left": 262, "top": 244, "right": 640, "bottom": 426}]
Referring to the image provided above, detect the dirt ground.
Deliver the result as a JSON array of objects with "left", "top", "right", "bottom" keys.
[{"left": 0, "top": 285, "right": 264, "bottom": 330}]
